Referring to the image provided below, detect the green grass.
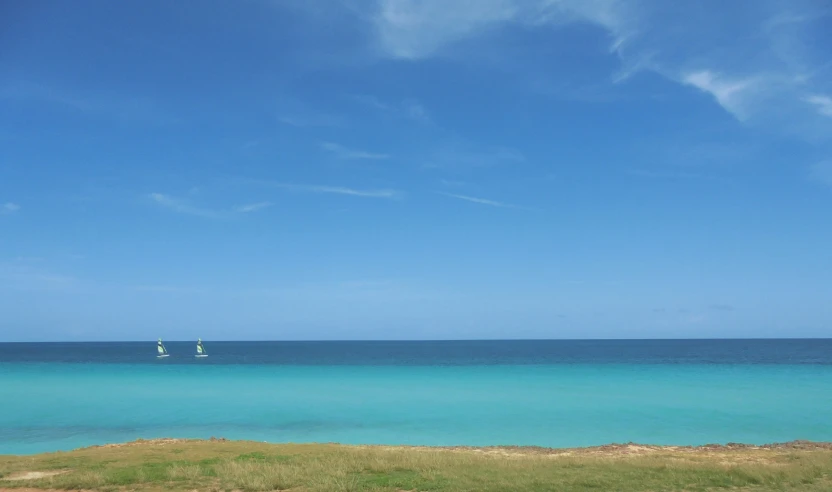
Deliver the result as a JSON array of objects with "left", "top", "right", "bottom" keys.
[{"left": 1, "top": 439, "right": 831, "bottom": 491}]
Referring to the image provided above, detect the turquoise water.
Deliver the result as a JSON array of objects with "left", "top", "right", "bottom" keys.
[{"left": 2, "top": 357, "right": 832, "bottom": 454}]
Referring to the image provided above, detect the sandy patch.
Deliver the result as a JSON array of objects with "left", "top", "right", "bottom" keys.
[
  {"left": 2, "top": 470, "right": 68, "bottom": 481},
  {"left": 347, "top": 440, "right": 829, "bottom": 464},
  {"left": 82, "top": 436, "right": 228, "bottom": 450},
  {"left": 0, "top": 489, "right": 61, "bottom": 492},
  {"left": 0, "top": 489, "right": 91, "bottom": 492}
]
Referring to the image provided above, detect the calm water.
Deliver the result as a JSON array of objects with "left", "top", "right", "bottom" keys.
[{"left": 1, "top": 340, "right": 831, "bottom": 455}]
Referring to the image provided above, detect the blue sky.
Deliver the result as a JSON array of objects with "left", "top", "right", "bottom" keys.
[{"left": 1, "top": 0, "right": 831, "bottom": 341}]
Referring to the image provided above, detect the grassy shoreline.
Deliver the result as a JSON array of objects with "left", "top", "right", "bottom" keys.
[{"left": 2, "top": 438, "right": 831, "bottom": 491}]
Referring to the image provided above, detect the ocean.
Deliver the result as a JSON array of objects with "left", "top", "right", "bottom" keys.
[{"left": 1, "top": 340, "right": 831, "bottom": 455}]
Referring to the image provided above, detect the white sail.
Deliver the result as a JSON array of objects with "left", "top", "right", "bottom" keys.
[
  {"left": 196, "top": 338, "right": 207, "bottom": 357},
  {"left": 157, "top": 339, "right": 169, "bottom": 357}
]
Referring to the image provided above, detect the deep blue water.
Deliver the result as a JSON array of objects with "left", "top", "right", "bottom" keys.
[
  {"left": 1, "top": 340, "right": 831, "bottom": 455},
  {"left": 2, "top": 339, "right": 831, "bottom": 365}
]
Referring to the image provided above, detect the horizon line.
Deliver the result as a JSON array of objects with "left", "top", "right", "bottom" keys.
[{"left": 2, "top": 337, "right": 830, "bottom": 343}]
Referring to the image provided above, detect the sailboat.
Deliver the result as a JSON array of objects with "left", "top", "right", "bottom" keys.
[
  {"left": 195, "top": 338, "right": 208, "bottom": 358},
  {"left": 157, "top": 338, "right": 169, "bottom": 358}
]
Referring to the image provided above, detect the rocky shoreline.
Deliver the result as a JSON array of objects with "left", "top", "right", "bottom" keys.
[{"left": 74, "top": 437, "right": 832, "bottom": 455}]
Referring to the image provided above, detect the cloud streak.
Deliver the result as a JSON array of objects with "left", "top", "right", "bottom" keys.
[
  {"left": 805, "top": 94, "right": 832, "bottom": 117},
  {"left": 321, "top": 142, "right": 390, "bottom": 160},
  {"left": 351, "top": 94, "right": 431, "bottom": 123},
  {"left": 243, "top": 179, "right": 403, "bottom": 199},
  {"left": 373, "top": 0, "right": 519, "bottom": 60},
  {"left": 284, "top": 184, "right": 402, "bottom": 199},
  {"left": 233, "top": 202, "right": 273, "bottom": 213},
  {"left": 402, "top": 99, "right": 430, "bottom": 123},
  {"left": 682, "top": 71, "right": 759, "bottom": 121},
  {"left": 307, "top": 185, "right": 399, "bottom": 198},
  {"left": 362, "top": 0, "right": 832, "bottom": 136},
  {"left": 150, "top": 193, "right": 272, "bottom": 218},
  {"left": 150, "top": 193, "right": 223, "bottom": 218},
  {"left": 1, "top": 81, "right": 175, "bottom": 125},
  {"left": 439, "top": 192, "right": 524, "bottom": 209},
  {"left": 1, "top": 202, "right": 20, "bottom": 215}
]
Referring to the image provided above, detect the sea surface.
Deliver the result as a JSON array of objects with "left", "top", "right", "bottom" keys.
[{"left": 1, "top": 340, "right": 831, "bottom": 455}]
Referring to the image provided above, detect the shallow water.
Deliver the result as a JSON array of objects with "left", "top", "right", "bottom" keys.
[{"left": 1, "top": 340, "right": 831, "bottom": 454}]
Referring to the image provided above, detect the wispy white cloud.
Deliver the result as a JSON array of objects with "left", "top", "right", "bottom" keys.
[
  {"left": 810, "top": 161, "right": 832, "bottom": 188},
  {"left": 150, "top": 193, "right": 272, "bottom": 218},
  {"left": 438, "top": 192, "right": 524, "bottom": 209},
  {"left": 360, "top": 0, "right": 832, "bottom": 136},
  {"left": 1, "top": 81, "right": 175, "bottom": 125},
  {"left": 682, "top": 71, "right": 759, "bottom": 121},
  {"left": 321, "top": 142, "right": 390, "bottom": 160},
  {"left": 246, "top": 180, "right": 403, "bottom": 199},
  {"left": 233, "top": 202, "right": 273, "bottom": 213},
  {"left": 402, "top": 99, "right": 430, "bottom": 122},
  {"left": 351, "top": 94, "right": 431, "bottom": 123},
  {"left": 374, "top": 0, "right": 519, "bottom": 60},
  {"left": 804, "top": 94, "right": 832, "bottom": 117},
  {"left": 370, "top": 0, "right": 640, "bottom": 62},
  {"left": 1, "top": 202, "right": 20, "bottom": 215},
  {"left": 279, "top": 0, "right": 831, "bottom": 136},
  {"left": 312, "top": 186, "right": 397, "bottom": 198},
  {"left": 294, "top": 184, "right": 401, "bottom": 198},
  {"left": 150, "top": 193, "right": 224, "bottom": 218}
]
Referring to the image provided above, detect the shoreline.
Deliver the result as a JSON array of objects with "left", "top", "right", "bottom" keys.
[
  {"left": 32, "top": 436, "right": 832, "bottom": 456},
  {"left": 3, "top": 438, "right": 832, "bottom": 491}
]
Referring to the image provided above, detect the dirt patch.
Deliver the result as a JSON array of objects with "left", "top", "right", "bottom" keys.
[
  {"left": 1, "top": 489, "right": 59, "bottom": 492},
  {"left": 430, "top": 439, "right": 832, "bottom": 455},
  {"left": 84, "top": 437, "right": 190, "bottom": 449},
  {"left": 0, "top": 489, "right": 92, "bottom": 492},
  {"left": 71, "top": 437, "right": 832, "bottom": 456},
  {"left": 82, "top": 436, "right": 227, "bottom": 450},
  {"left": 341, "top": 440, "right": 832, "bottom": 463},
  {"left": 1, "top": 470, "right": 68, "bottom": 481}
]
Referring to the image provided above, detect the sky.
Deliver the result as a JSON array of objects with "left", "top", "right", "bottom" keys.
[{"left": 1, "top": 0, "right": 831, "bottom": 341}]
